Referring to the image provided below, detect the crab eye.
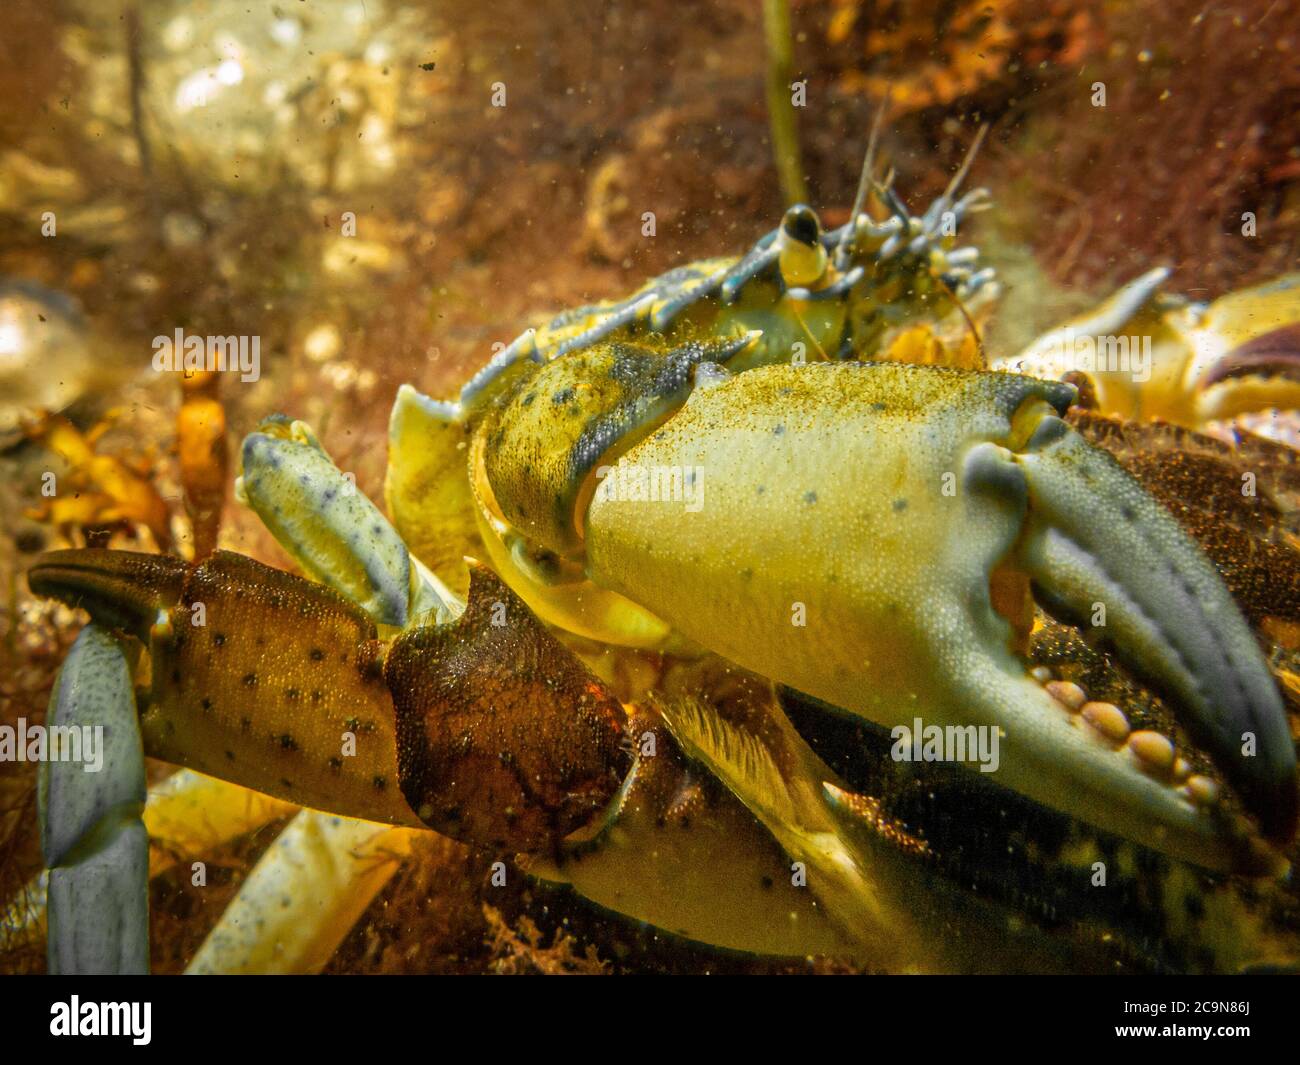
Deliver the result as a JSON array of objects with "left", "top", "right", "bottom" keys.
[
  {"left": 778, "top": 205, "right": 828, "bottom": 289},
  {"left": 781, "top": 204, "right": 821, "bottom": 246}
]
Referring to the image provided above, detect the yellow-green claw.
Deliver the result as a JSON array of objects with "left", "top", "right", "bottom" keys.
[{"left": 583, "top": 362, "right": 1294, "bottom": 870}]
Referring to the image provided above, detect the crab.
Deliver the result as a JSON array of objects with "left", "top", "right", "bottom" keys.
[{"left": 10, "top": 138, "right": 1300, "bottom": 974}]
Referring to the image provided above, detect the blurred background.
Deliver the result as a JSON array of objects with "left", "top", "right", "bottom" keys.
[{"left": 1, "top": 0, "right": 1297, "bottom": 972}]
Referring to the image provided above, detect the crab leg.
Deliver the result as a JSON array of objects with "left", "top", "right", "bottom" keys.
[
  {"left": 186, "top": 810, "right": 417, "bottom": 975},
  {"left": 15, "top": 758, "right": 417, "bottom": 975},
  {"left": 582, "top": 362, "right": 1296, "bottom": 871},
  {"left": 28, "top": 557, "right": 632, "bottom": 970},
  {"left": 3, "top": 769, "right": 295, "bottom": 956},
  {"left": 997, "top": 271, "right": 1300, "bottom": 433},
  {"left": 39, "top": 624, "right": 149, "bottom": 974},
  {"left": 32, "top": 415, "right": 621, "bottom": 971},
  {"left": 237, "top": 417, "right": 460, "bottom": 629},
  {"left": 651, "top": 680, "right": 1130, "bottom": 972},
  {"left": 1184, "top": 273, "right": 1300, "bottom": 423}
]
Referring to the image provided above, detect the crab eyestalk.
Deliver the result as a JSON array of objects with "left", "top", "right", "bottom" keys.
[
  {"left": 776, "top": 205, "right": 828, "bottom": 288},
  {"left": 580, "top": 362, "right": 1296, "bottom": 871}
]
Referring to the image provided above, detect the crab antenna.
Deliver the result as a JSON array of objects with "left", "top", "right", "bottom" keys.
[
  {"left": 836, "top": 93, "right": 890, "bottom": 268},
  {"left": 877, "top": 167, "right": 911, "bottom": 223},
  {"left": 942, "top": 123, "right": 989, "bottom": 205}
]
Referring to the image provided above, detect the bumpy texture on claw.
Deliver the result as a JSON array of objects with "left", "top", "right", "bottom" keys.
[
  {"left": 30, "top": 548, "right": 421, "bottom": 828},
  {"left": 1016, "top": 412, "right": 1296, "bottom": 842},
  {"left": 389, "top": 564, "right": 631, "bottom": 852}
]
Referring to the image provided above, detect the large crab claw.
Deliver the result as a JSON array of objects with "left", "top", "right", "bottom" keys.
[
  {"left": 27, "top": 548, "right": 425, "bottom": 829},
  {"left": 582, "top": 362, "right": 1297, "bottom": 871},
  {"left": 27, "top": 549, "right": 631, "bottom": 855}
]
